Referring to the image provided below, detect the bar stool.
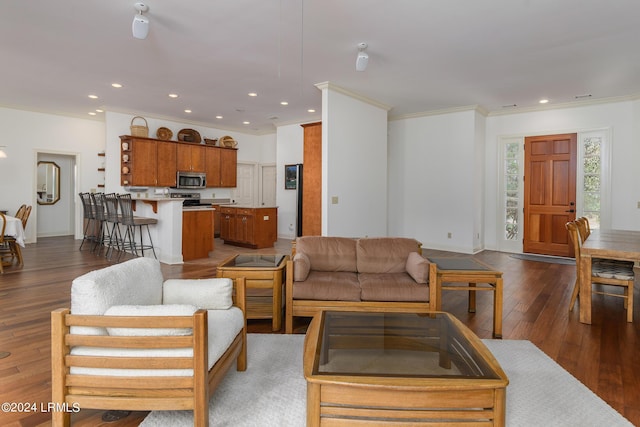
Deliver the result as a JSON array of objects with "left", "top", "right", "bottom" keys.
[
  {"left": 117, "top": 194, "right": 158, "bottom": 259},
  {"left": 103, "top": 193, "right": 124, "bottom": 260},
  {"left": 78, "top": 193, "right": 96, "bottom": 251},
  {"left": 90, "top": 193, "right": 110, "bottom": 255}
]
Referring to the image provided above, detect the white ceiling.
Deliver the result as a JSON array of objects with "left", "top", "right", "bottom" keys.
[{"left": 2, "top": 1, "right": 639, "bottom": 134}]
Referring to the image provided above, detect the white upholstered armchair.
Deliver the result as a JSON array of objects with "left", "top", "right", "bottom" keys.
[{"left": 51, "top": 257, "right": 246, "bottom": 427}]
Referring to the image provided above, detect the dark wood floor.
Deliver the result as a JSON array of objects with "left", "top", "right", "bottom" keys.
[{"left": 1, "top": 236, "right": 639, "bottom": 426}]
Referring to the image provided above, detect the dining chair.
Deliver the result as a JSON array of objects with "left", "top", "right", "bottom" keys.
[
  {"left": 0, "top": 213, "right": 23, "bottom": 273},
  {"left": 575, "top": 217, "right": 590, "bottom": 242},
  {"left": 566, "top": 221, "right": 634, "bottom": 322},
  {"left": 19, "top": 205, "right": 32, "bottom": 230},
  {"left": 117, "top": 193, "right": 157, "bottom": 260}
]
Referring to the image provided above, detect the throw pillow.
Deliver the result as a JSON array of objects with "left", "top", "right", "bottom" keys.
[
  {"left": 163, "top": 278, "right": 233, "bottom": 310},
  {"left": 406, "top": 252, "right": 429, "bottom": 284},
  {"left": 294, "top": 252, "right": 311, "bottom": 281},
  {"left": 104, "top": 304, "right": 198, "bottom": 336}
]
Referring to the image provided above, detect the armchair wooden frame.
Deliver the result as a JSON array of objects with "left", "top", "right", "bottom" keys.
[{"left": 51, "top": 278, "right": 248, "bottom": 427}]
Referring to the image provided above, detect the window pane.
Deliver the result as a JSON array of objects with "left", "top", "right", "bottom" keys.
[
  {"left": 584, "top": 156, "right": 600, "bottom": 174},
  {"left": 505, "top": 159, "right": 518, "bottom": 175},
  {"left": 583, "top": 175, "right": 600, "bottom": 192},
  {"left": 506, "top": 175, "right": 519, "bottom": 191}
]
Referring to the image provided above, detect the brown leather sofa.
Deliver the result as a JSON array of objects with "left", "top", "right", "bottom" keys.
[{"left": 285, "top": 236, "right": 436, "bottom": 333}]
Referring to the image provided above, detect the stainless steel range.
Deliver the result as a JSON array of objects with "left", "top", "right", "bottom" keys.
[{"left": 170, "top": 192, "right": 210, "bottom": 208}]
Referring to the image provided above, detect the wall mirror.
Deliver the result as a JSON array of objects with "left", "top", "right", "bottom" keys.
[{"left": 37, "top": 161, "right": 60, "bottom": 205}]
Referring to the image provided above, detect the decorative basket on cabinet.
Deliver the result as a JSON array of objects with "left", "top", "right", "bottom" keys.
[{"left": 130, "top": 116, "right": 149, "bottom": 137}]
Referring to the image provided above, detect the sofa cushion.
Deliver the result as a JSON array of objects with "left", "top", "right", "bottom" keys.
[
  {"left": 359, "top": 273, "right": 430, "bottom": 302},
  {"left": 356, "top": 238, "right": 421, "bottom": 274},
  {"left": 406, "top": 252, "right": 430, "bottom": 284},
  {"left": 70, "top": 307, "right": 244, "bottom": 376},
  {"left": 104, "top": 304, "right": 198, "bottom": 336},
  {"left": 71, "top": 257, "right": 164, "bottom": 335},
  {"left": 292, "top": 271, "right": 361, "bottom": 301},
  {"left": 163, "top": 278, "right": 233, "bottom": 310},
  {"left": 296, "top": 236, "right": 357, "bottom": 272},
  {"left": 293, "top": 252, "right": 311, "bottom": 281}
]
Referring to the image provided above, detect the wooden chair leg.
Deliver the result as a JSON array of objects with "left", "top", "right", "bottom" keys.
[
  {"left": 569, "top": 277, "right": 580, "bottom": 311},
  {"left": 626, "top": 283, "right": 633, "bottom": 323}
]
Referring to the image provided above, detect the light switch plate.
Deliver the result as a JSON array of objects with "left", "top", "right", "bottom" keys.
[{"left": 331, "top": 196, "right": 339, "bottom": 204}]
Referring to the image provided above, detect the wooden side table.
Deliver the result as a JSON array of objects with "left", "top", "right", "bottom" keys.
[
  {"left": 217, "top": 254, "right": 288, "bottom": 331},
  {"left": 427, "top": 257, "right": 504, "bottom": 338}
]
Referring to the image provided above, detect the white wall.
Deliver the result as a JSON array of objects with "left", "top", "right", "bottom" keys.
[
  {"left": 322, "top": 86, "right": 389, "bottom": 237},
  {"left": 275, "top": 123, "right": 304, "bottom": 239},
  {"left": 0, "top": 107, "right": 105, "bottom": 243},
  {"left": 388, "top": 109, "right": 480, "bottom": 253}
]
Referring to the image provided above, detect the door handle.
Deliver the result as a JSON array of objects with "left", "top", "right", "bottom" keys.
[{"left": 566, "top": 209, "right": 575, "bottom": 213}]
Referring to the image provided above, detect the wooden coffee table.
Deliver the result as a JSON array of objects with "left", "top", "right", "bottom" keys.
[
  {"left": 216, "top": 254, "right": 288, "bottom": 331},
  {"left": 427, "top": 257, "right": 503, "bottom": 338},
  {"left": 304, "top": 311, "right": 508, "bottom": 426}
]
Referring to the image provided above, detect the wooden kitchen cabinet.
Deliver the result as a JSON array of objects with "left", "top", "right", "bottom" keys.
[
  {"left": 205, "top": 147, "right": 221, "bottom": 187},
  {"left": 177, "top": 143, "right": 205, "bottom": 172},
  {"left": 219, "top": 148, "right": 237, "bottom": 187},
  {"left": 157, "top": 140, "right": 177, "bottom": 187},
  {"left": 182, "top": 209, "right": 214, "bottom": 261},
  {"left": 219, "top": 206, "right": 277, "bottom": 248},
  {"left": 120, "top": 135, "right": 237, "bottom": 188},
  {"left": 120, "top": 136, "right": 157, "bottom": 186}
]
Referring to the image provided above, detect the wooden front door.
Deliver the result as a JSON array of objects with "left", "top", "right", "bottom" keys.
[{"left": 523, "top": 133, "right": 577, "bottom": 257}]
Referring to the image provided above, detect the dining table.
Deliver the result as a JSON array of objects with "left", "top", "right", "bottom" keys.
[
  {"left": 3, "top": 215, "right": 26, "bottom": 247},
  {"left": 579, "top": 229, "right": 640, "bottom": 324}
]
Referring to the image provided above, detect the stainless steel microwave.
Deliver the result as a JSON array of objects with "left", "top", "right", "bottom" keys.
[{"left": 176, "top": 171, "right": 206, "bottom": 189}]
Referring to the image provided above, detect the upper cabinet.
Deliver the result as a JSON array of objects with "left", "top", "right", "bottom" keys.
[
  {"left": 177, "top": 143, "right": 206, "bottom": 173},
  {"left": 120, "top": 135, "right": 237, "bottom": 188}
]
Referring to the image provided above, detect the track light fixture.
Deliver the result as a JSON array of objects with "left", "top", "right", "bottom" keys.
[
  {"left": 132, "top": 2, "right": 149, "bottom": 40},
  {"left": 356, "top": 42, "right": 369, "bottom": 72}
]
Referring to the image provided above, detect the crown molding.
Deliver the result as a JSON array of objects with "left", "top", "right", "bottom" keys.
[
  {"left": 389, "top": 105, "right": 489, "bottom": 121},
  {"left": 487, "top": 93, "right": 640, "bottom": 117},
  {"left": 314, "top": 82, "right": 392, "bottom": 111},
  {"left": 0, "top": 102, "right": 105, "bottom": 122}
]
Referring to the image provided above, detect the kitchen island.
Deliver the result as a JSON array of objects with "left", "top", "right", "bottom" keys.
[
  {"left": 218, "top": 206, "right": 278, "bottom": 249},
  {"left": 127, "top": 196, "right": 185, "bottom": 264}
]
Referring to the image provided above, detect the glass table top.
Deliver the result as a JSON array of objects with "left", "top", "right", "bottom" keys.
[
  {"left": 313, "top": 311, "right": 500, "bottom": 379},
  {"left": 222, "top": 254, "right": 286, "bottom": 268}
]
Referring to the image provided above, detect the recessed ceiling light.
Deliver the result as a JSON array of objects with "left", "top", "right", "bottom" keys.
[
  {"left": 308, "top": 109, "right": 316, "bottom": 113},
  {"left": 243, "top": 121, "right": 250, "bottom": 125},
  {"left": 95, "top": 109, "right": 104, "bottom": 113},
  {"left": 215, "top": 115, "right": 223, "bottom": 119},
  {"left": 184, "top": 109, "right": 192, "bottom": 113},
  {"left": 539, "top": 99, "right": 549, "bottom": 104},
  {"left": 168, "top": 93, "right": 179, "bottom": 98},
  {"left": 248, "top": 92, "right": 258, "bottom": 97},
  {"left": 88, "top": 112, "right": 97, "bottom": 116},
  {"left": 280, "top": 101, "right": 289, "bottom": 106},
  {"left": 88, "top": 94, "right": 98, "bottom": 99},
  {"left": 111, "top": 83, "right": 123, "bottom": 88}
]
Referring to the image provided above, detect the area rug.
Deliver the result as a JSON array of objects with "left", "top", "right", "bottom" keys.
[
  {"left": 140, "top": 334, "right": 632, "bottom": 427},
  {"left": 509, "top": 253, "right": 575, "bottom": 265}
]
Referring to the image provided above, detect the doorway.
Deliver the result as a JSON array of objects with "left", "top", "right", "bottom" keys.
[
  {"left": 523, "top": 133, "right": 577, "bottom": 257},
  {"left": 35, "top": 152, "right": 76, "bottom": 238}
]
